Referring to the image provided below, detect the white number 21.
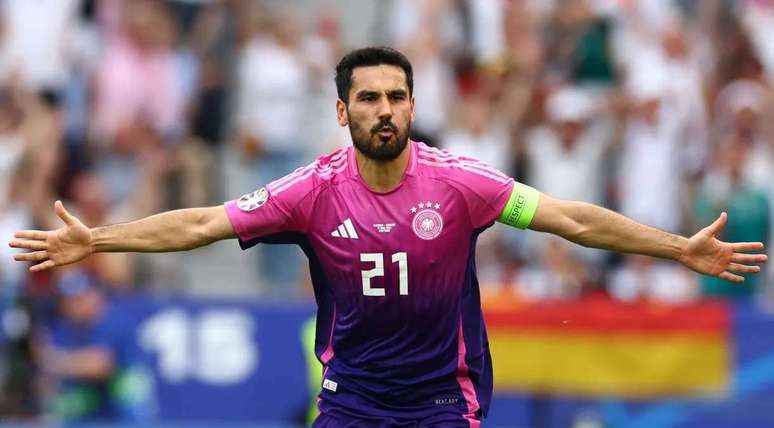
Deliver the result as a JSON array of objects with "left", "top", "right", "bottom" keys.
[{"left": 360, "top": 252, "right": 408, "bottom": 296}]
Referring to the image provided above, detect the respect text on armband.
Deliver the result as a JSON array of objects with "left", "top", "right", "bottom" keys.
[{"left": 506, "top": 192, "right": 527, "bottom": 225}]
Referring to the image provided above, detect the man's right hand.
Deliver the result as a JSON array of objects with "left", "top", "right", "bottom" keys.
[{"left": 8, "top": 201, "right": 94, "bottom": 272}]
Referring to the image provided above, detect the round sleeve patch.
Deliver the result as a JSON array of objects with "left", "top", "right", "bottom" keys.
[{"left": 237, "top": 187, "right": 269, "bottom": 212}]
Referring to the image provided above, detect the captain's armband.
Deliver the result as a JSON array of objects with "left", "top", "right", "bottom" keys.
[{"left": 497, "top": 183, "right": 539, "bottom": 229}]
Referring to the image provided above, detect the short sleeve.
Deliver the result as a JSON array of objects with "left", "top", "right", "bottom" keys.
[
  {"left": 445, "top": 159, "right": 516, "bottom": 229},
  {"left": 224, "top": 163, "right": 321, "bottom": 246}
]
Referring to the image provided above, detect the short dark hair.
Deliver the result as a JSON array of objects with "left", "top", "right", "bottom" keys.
[{"left": 335, "top": 46, "right": 413, "bottom": 104}]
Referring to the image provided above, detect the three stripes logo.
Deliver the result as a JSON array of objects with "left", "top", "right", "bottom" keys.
[{"left": 331, "top": 218, "right": 359, "bottom": 239}]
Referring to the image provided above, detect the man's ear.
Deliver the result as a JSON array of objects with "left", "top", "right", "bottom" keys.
[
  {"left": 336, "top": 99, "right": 348, "bottom": 127},
  {"left": 410, "top": 96, "right": 416, "bottom": 122}
]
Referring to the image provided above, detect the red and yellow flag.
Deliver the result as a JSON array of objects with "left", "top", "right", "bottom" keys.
[{"left": 483, "top": 293, "right": 731, "bottom": 398}]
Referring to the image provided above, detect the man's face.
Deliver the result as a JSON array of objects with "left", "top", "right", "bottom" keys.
[
  {"left": 337, "top": 65, "right": 415, "bottom": 161},
  {"left": 554, "top": 121, "right": 585, "bottom": 149},
  {"left": 61, "top": 290, "right": 103, "bottom": 325}
]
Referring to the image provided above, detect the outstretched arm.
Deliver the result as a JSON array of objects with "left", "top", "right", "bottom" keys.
[
  {"left": 525, "top": 192, "right": 767, "bottom": 282},
  {"left": 9, "top": 201, "right": 236, "bottom": 272}
]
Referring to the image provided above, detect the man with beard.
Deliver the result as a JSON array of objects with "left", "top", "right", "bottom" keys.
[{"left": 9, "top": 47, "right": 768, "bottom": 426}]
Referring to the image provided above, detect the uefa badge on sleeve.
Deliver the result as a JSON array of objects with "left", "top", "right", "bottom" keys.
[
  {"left": 237, "top": 187, "right": 269, "bottom": 212},
  {"left": 409, "top": 201, "right": 443, "bottom": 240}
]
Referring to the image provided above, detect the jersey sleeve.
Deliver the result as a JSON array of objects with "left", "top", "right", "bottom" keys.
[
  {"left": 441, "top": 158, "right": 516, "bottom": 229},
  {"left": 440, "top": 155, "right": 540, "bottom": 230},
  {"left": 224, "top": 163, "right": 321, "bottom": 247}
]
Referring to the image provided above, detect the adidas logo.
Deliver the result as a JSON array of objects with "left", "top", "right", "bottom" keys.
[{"left": 331, "top": 218, "right": 359, "bottom": 239}]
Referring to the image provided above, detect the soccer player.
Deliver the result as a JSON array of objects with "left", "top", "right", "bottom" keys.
[{"left": 8, "top": 47, "right": 768, "bottom": 427}]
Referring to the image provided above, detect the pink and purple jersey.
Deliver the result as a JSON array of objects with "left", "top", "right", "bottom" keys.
[{"left": 225, "top": 141, "right": 515, "bottom": 421}]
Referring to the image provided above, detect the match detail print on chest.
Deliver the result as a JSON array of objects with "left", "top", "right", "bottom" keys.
[{"left": 326, "top": 198, "right": 447, "bottom": 243}]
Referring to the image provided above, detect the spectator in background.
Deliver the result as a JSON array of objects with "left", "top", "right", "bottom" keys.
[
  {"left": 710, "top": 10, "right": 768, "bottom": 98},
  {"left": 91, "top": 0, "right": 188, "bottom": 207},
  {"left": 692, "top": 135, "right": 770, "bottom": 297},
  {"left": 499, "top": 0, "right": 543, "bottom": 131},
  {"left": 384, "top": 0, "right": 465, "bottom": 60},
  {"left": 610, "top": 3, "right": 709, "bottom": 176},
  {"left": 182, "top": 0, "right": 234, "bottom": 153},
  {"left": 441, "top": 92, "right": 511, "bottom": 172},
  {"left": 168, "top": 0, "right": 234, "bottom": 208},
  {"left": 16, "top": 90, "right": 64, "bottom": 213},
  {"left": 92, "top": 0, "right": 188, "bottom": 146},
  {"left": 468, "top": 0, "right": 506, "bottom": 67},
  {"left": 233, "top": 5, "right": 311, "bottom": 295},
  {"left": 397, "top": 0, "right": 458, "bottom": 147},
  {"left": 303, "top": 9, "right": 351, "bottom": 153},
  {"left": 542, "top": 0, "right": 615, "bottom": 84},
  {"left": 740, "top": 0, "right": 774, "bottom": 79},
  {"left": 713, "top": 79, "right": 774, "bottom": 190},
  {"left": 524, "top": 86, "right": 608, "bottom": 212},
  {"left": 616, "top": 60, "right": 685, "bottom": 234},
  {"left": 0, "top": 0, "right": 81, "bottom": 92},
  {"left": 662, "top": 23, "right": 711, "bottom": 179},
  {"left": 522, "top": 86, "right": 611, "bottom": 266},
  {"left": 0, "top": 88, "right": 64, "bottom": 288},
  {"left": 37, "top": 270, "right": 153, "bottom": 422}
]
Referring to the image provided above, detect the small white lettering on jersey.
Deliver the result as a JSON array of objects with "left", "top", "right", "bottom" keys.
[
  {"left": 322, "top": 378, "right": 338, "bottom": 392},
  {"left": 435, "top": 398, "right": 459, "bottom": 405},
  {"left": 373, "top": 223, "right": 396, "bottom": 233}
]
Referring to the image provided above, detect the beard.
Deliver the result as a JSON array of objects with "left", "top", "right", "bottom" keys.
[{"left": 349, "top": 115, "right": 410, "bottom": 161}]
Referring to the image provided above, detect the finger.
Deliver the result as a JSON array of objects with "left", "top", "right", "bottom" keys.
[
  {"left": 731, "top": 242, "right": 765, "bottom": 252},
  {"left": 14, "top": 230, "right": 48, "bottom": 240},
  {"left": 731, "top": 253, "right": 768, "bottom": 263},
  {"left": 706, "top": 212, "right": 727, "bottom": 236},
  {"left": 727, "top": 263, "right": 761, "bottom": 273},
  {"left": 13, "top": 251, "right": 48, "bottom": 262},
  {"left": 8, "top": 239, "right": 47, "bottom": 251},
  {"left": 719, "top": 271, "right": 744, "bottom": 282},
  {"left": 30, "top": 260, "right": 56, "bottom": 272},
  {"left": 55, "top": 200, "right": 76, "bottom": 226}
]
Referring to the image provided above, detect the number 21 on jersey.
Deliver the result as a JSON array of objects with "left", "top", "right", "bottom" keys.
[{"left": 360, "top": 252, "right": 408, "bottom": 296}]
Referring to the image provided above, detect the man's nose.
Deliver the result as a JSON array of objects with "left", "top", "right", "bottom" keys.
[{"left": 377, "top": 96, "right": 393, "bottom": 121}]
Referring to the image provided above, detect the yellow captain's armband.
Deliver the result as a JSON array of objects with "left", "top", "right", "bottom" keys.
[{"left": 497, "top": 183, "right": 539, "bottom": 229}]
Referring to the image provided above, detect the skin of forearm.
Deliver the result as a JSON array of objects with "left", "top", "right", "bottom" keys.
[
  {"left": 91, "top": 207, "right": 222, "bottom": 253},
  {"left": 49, "top": 349, "right": 114, "bottom": 381},
  {"left": 555, "top": 201, "right": 688, "bottom": 260}
]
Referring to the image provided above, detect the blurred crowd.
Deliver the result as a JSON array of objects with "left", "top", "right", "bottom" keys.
[{"left": 0, "top": 0, "right": 773, "bottom": 422}]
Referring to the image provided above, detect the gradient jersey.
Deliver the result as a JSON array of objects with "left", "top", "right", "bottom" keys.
[{"left": 225, "top": 141, "right": 515, "bottom": 420}]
